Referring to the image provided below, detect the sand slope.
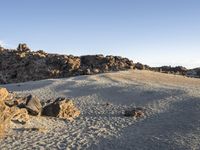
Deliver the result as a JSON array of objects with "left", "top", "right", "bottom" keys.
[{"left": 1, "top": 70, "right": 200, "bottom": 150}]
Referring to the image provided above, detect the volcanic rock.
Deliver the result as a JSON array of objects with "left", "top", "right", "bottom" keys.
[
  {"left": 10, "top": 107, "right": 29, "bottom": 124},
  {"left": 135, "top": 63, "right": 145, "bottom": 70},
  {"left": 152, "top": 66, "right": 187, "bottom": 75},
  {"left": 17, "top": 43, "right": 30, "bottom": 52},
  {"left": 124, "top": 107, "right": 145, "bottom": 118},
  {"left": 42, "top": 97, "right": 80, "bottom": 121},
  {"left": 24, "top": 95, "right": 42, "bottom": 116},
  {"left": 0, "top": 44, "right": 143, "bottom": 84}
]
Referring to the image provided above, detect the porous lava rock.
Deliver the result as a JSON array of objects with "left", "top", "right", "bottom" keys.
[
  {"left": 42, "top": 97, "right": 80, "bottom": 121},
  {"left": 0, "top": 44, "right": 136, "bottom": 84}
]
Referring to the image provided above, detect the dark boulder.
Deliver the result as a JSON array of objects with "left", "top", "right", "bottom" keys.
[{"left": 42, "top": 97, "right": 80, "bottom": 121}]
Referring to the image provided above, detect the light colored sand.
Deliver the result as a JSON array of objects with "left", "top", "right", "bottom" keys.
[{"left": 1, "top": 70, "right": 200, "bottom": 150}]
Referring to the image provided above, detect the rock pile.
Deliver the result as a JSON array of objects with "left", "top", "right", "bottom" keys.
[
  {"left": 0, "top": 87, "right": 80, "bottom": 137},
  {"left": 0, "top": 44, "right": 136, "bottom": 84},
  {"left": 186, "top": 68, "right": 200, "bottom": 78},
  {"left": 1, "top": 43, "right": 198, "bottom": 83},
  {"left": 80, "top": 55, "right": 135, "bottom": 75},
  {"left": 151, "top": 66, "right": 187, "bottom": 75}
]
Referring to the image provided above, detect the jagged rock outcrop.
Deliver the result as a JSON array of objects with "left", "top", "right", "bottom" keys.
[
  {"left": 186, "top": 68, "right": 200, "bottom": 78},
  {"left": 17, "top": 43, "right": 30, "bottom": 52},
  {"left": 1, "top": 43, "right": 198, "bottom": 84},
  {"left": 0, "top": 87, "right": 80, "bottom": 137},
  {"left": 0, "top": 88, "right": 29, "bottom": 137},
  {"left": 80, "top": 55, "right": 135, "bottom": 74},
  {"left": 0, "top": 44, "right": 136, "bottom": 84},
  {"left": 152, "top": 66, "right": 187, "bottom": 75}
]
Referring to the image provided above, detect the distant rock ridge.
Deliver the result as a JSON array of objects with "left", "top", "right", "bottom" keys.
[{"left": 0, "top": 44, "right": 199, "bottom": 84}]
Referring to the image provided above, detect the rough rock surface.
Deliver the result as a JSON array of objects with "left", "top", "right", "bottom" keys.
[
  {"left": 0, "top": 44, "right": 199, "bottom": 84},
  {"left": 42, "top": 97, "right": 80, "bottom": 121},
  {"left": 24, "top": 95, "right": 42, "bottom": 116},
  {"left": 0, "top": 44, "right": 136, "bottom": 84},
  {"left": 0, "top": 88, "right": 30, "bottom": 137},
  {"left": 0, "top": 87, "right": 81, "bottom": 138},
  {"left": 0, "top": 88, "right": 9, "bottom": 102},
  {"left": 151, "top": 66, "right": 187, "bottom": 75}
]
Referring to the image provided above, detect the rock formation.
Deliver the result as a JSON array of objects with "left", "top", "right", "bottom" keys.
[
  {"left": 186, "top": 68, "right": 200, "bottom": 78},
  {"left": 0, "top": 88, "right": 29, "bottom": 137},
  {"left": 0, "top": 44, "right": 136, "bottom": 84},
  {"left": 151, "top": 66, "right": 187, "bottom": 75},
  {"left": 0, "top": 87, "right": 80, "bottom": 137},
  {"left": 0, "top": 43, "right": 199, "bottom": 84}
]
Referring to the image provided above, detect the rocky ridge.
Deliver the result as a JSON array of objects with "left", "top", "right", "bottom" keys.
[
  {"left": 0, "top": 44, "right": 136, "bottom": 84},
  {"left": 0, "top": 43, "right": 199, "bottom": 84}
]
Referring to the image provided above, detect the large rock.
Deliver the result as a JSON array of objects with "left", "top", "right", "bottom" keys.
[
  {"left": 0, "top": 96, "right": 30, "bottom": 137},
  {"left": 24, "top": 95, "right": 42, "bottom": 116},
  {"left": 42, "top": 97, "right": 80, "bottom": 121}
]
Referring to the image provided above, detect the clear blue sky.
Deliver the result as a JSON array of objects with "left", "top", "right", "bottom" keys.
[{"left": 0, "top": 0, "right": 200, "bottom": 68}]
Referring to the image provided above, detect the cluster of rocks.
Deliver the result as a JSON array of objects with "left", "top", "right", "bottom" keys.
[
  {"left": 186, "top": 68, "right": 200, "bottom": 78},
  {"left": 0, "top": 43, "right": 199, "bottom": 84},
  {"left": 151, "top": 66, "right": 188, "bottom": 75},
  {"left": 0, "top": 44, "right": 139, "bottom": 84},
  {"left": 0, "top": 87, "right": 80, "bottom": 137},
  {"left": 151, "top": 66, "right": 200, "bottom": 78}
]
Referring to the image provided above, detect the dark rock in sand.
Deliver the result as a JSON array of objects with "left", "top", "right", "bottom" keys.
[
  {"left": 42, "top": 97, "right": 80, "bottom": 121},
  {"left": 124, "top": 107, "right": 145, "bottom": 118}
]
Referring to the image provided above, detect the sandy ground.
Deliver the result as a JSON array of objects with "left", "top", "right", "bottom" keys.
[{"left": 0, "top": 70, "right": 200, "bottom": 150}]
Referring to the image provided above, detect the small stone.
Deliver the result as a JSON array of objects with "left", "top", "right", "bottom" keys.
[{"left": 124, "top": 107, "right": 145, "bottom": 118}]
